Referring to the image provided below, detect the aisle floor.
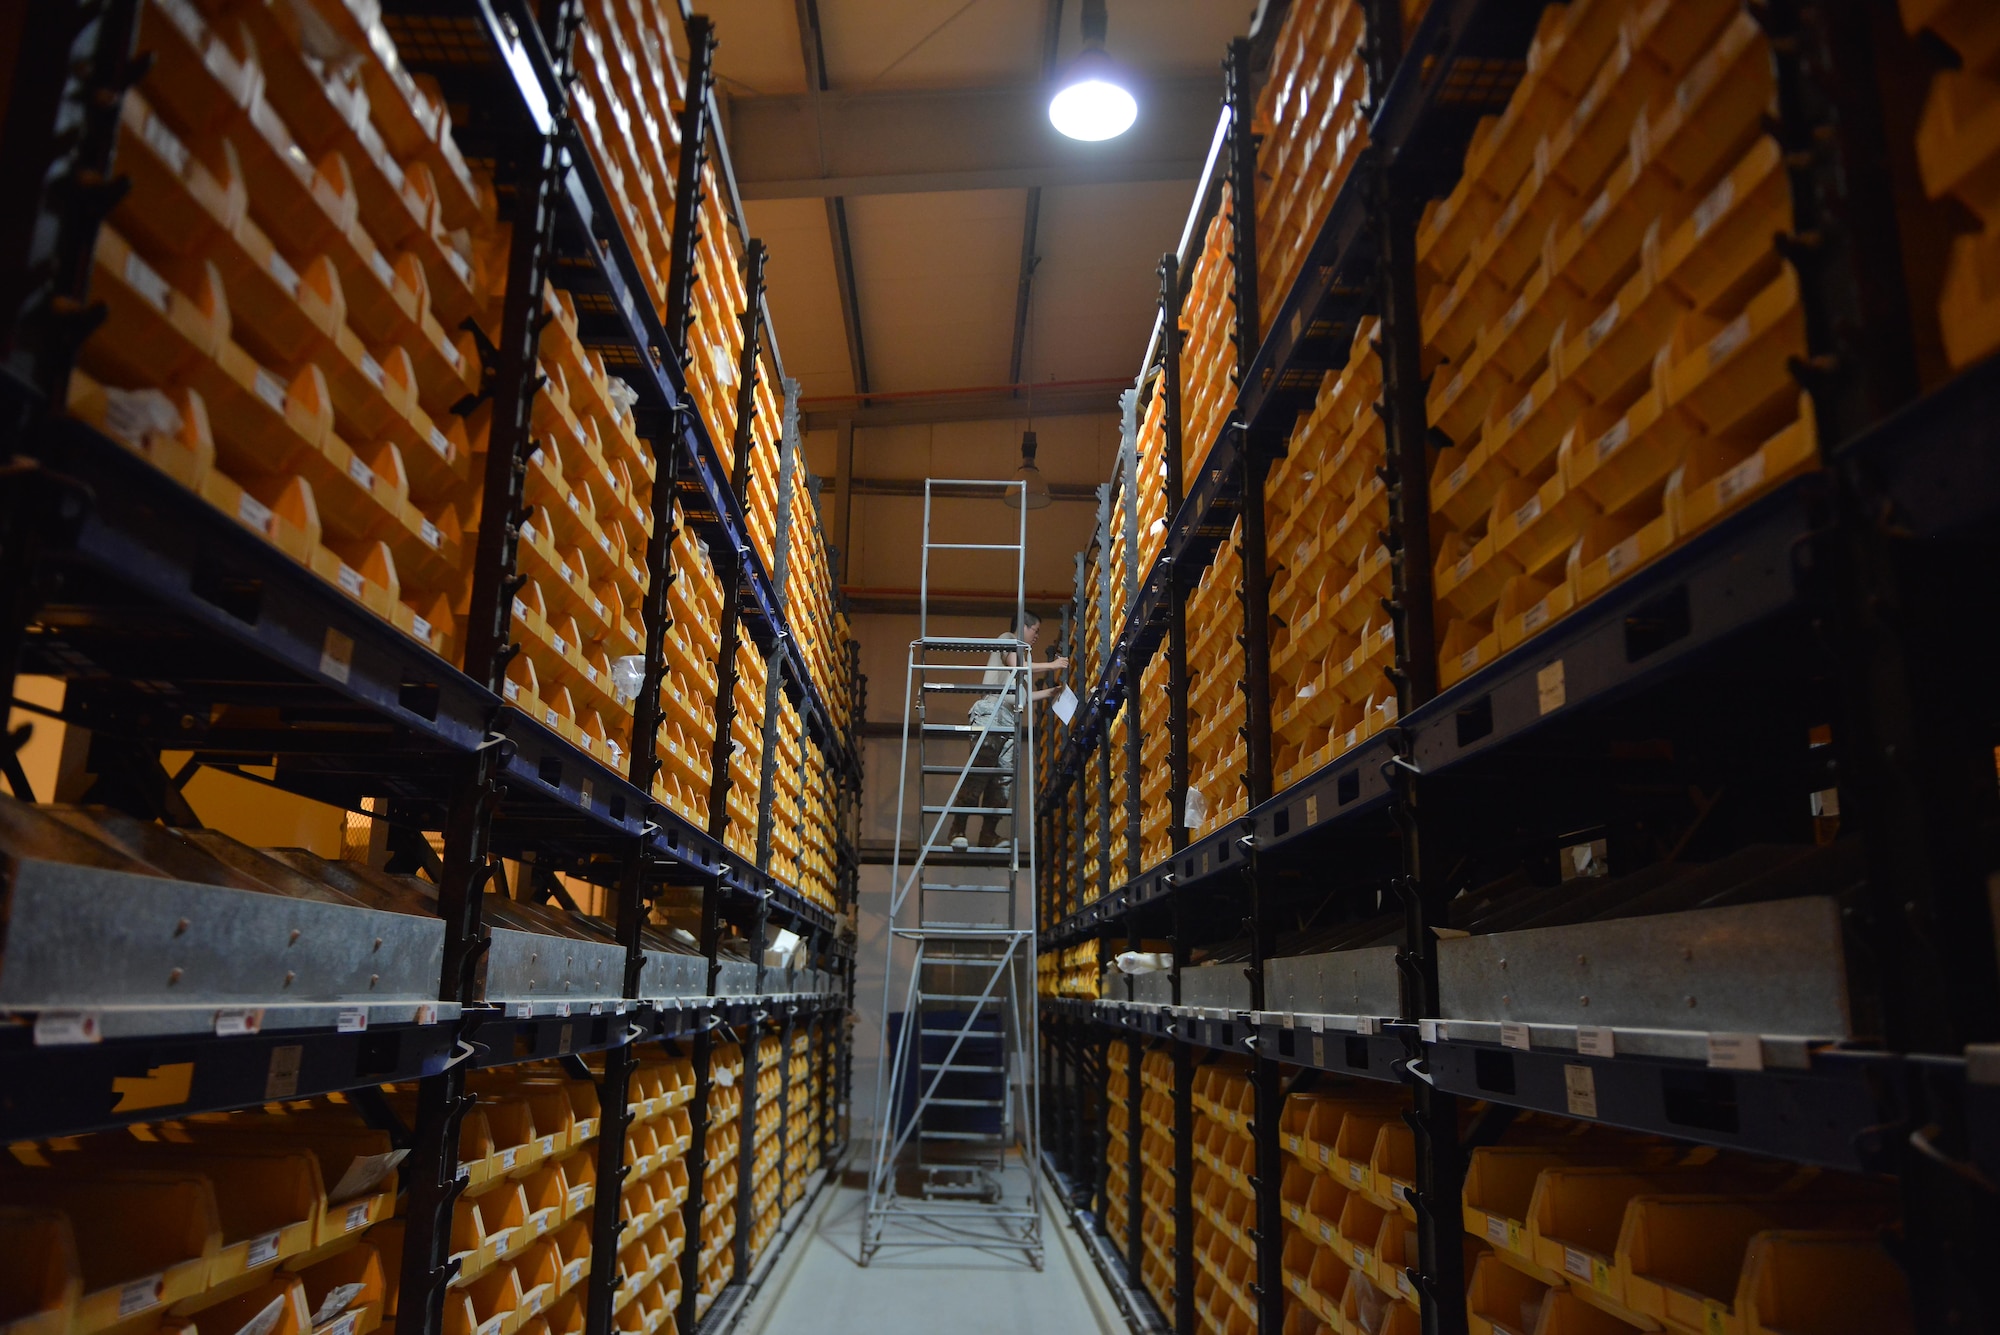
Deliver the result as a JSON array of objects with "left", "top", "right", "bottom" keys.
[{"left": 739, "top": 1161, "right": 1123, "bottom": 1335}]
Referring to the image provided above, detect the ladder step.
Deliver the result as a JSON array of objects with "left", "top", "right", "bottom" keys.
[
  {"left": 920, "top": 1096, "right": 1006, "bottom": 1107},
  {"left": 919, "top": 1129, "right": 1008, "bottom": 1141},
  {"left": 921, "top": 684, "right": 998, "bottom": 694},
  {"left": 921, "top": 957, "right": 1010, "bottom": 967},
  {"left": 919, "top": 805, "right": 1013, "bottom": 816},
  {"left": 917, "top": 1028, "right": 1002, "bottom": 1039},
  {"left": 920, "top": 883, "right": 1013, "bottom": 893},
  {"left": 922, "top": 766, "right": 1012, "bottom": 775},
  {"left": 920, "top": 723, "right": 1012, "bottom": 734},
  {"left": 920, "top": 1062, "right": 1005, "bottom": 1073},
  {"left": 918, "top": 994, "right": 1006, "bottom": 1004}
]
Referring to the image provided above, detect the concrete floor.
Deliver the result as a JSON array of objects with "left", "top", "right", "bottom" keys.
[{"left": 737, "top": 1162, "right": 1123, "bottom": 1335}]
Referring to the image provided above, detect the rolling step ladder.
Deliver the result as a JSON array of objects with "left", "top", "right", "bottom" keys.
[{"left": 862, "top": 479, "right": 1043, "bottom": 1269}]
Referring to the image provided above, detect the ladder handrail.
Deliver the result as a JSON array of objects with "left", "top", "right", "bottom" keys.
[{"left": 864, "top": 476, "right": 1041, "bottom": 1268}]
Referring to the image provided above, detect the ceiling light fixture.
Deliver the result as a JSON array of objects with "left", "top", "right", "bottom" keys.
[
  {"left": 1005, "top": 430, "right": 1052, "bottom": 510},
  {"left": 1048, "top": 0, "right": 1136, "bottom": 142}
]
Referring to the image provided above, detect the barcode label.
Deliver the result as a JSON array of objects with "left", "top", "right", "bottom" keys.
[
  {"left": 1707, "top": 1032, "right": 1763, "bottom": 1070},
  {"left": 1576, "top": 1026, "right": 1616, "bottom": 1058},
  {"left": 1580, "top": 188, "right": 1611, "bottom": 235},
  {"left": 1486, "top": 1216, "right": 1509, "bottom": 1246},
  {"left": 344, "top": 1200, "right": 370, "bottom": 1232},
  {"left": 503, "top": 680, "right": 520, "bottom": 701},
  {"left": 1694, "top": 176, "right": 1736, "bottom": 239},
  {"left": 140, "top": 112, "right": 191, "bottom": 175},
  {"left": 118, "top": 1276, "right": 166, "bottom": 1318},
  {"left": 1500, "top": 1022, "right": 1531, "bottom": 1050},
  {"left": 1715, "top": 452, "right": 1767, "bottom": 507},
  {"left": 429, "top": 426, "right": 455, "bottom": 461},
  {"left": 1708, "top": 314, "right": 1751, "bottom": 366},
  {"left": 411, "top": 613, "right": 433, "bottom": 644},
  {"left": 247, "top": 1229, "right": 283, "bottom": 1266},
  {"left": 1507, "top": 390, "right": 1535, "bottom": 432},
  {"left": 369, "top": 249, "right": 396, "bottom": 287},
  {"left": 33, "top": 1011, "right": 99, "bottom": 1045},
  {"left": 421, "top": 518, "right": 442, "bottom": 548},
  {"left": 337, "top": 1008, "right": 368, "bottom": 1032},
  {"left": 1565, "top": 1247, "right": 1593, "bottom": 1280},
  {"left": 1595, "top": 419, "right": 1630, "bottom": 461},
  {"left": 1605, "top": 534, "right": 1639, "bottom": 578},
  {"left": 123, "top": 251, "right": 171, "bottom": 311},
  {"left": 253, "top": 367, "right": 289, "bottom": 413},
  {"left": 216, "top": 1007, "right": 263, "bottom": 1036},
  {"left": 359, "top": 351, "right": 385, "bottom": 388},
  {"left": 1512, "top": 494, "right": 1543, "bottom": 530},
  {"left": 1585, "top": 300, "right": 1620, "bottom": 351},
  {"left": 348, "top": 456, "right": 376, "bottom": 490},
  {"left": 337, "top": 563, "right": 364, "bottom": 597},
  {"left": 268, "top": 248, "right": 300, "bottom": 296}
]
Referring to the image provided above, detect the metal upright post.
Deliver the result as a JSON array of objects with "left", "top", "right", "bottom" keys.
[
  {"left": 1118, "top": 385, "right": 1148, "bottom": 1290},
  {"left": 1226, "top": 37, "right": 1272, "bottom": 815},
  {"left": 756, "top": 379, "right": 801, "bottom": 870},
  {"left": 1761, "top": 5, "right": 2000, "bottom": 1327},
  {"left": 1157, "top": 248, "right": 1197, "bottom": 1335},
  {"left": 1351, "top": 3, "right": 1463, "bottom": 1328},
  {"left": 678, "top": 878, "right": 723, "bottom": 1334},
  {"left": 399, "top": 9, "right": 581, "bottom": 1328},
  {"left": 735, "top": 1010, "right": 760, "bottom": 1274},
  {"left": 1221, "top": 41, "right": 1281, "bottom": 1331}
]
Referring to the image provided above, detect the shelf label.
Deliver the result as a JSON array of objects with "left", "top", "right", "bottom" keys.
[
  {"left": 215, "top": 1008, "right": 264, "bottom": 1037},
  {"left": 1576, "top": 1026, "right": 1615, "bottom": 1058},
  {"left": 1500, "top": 1022, "right": 1531, "bottom": 1050},
  {"left": 1304, "top": 793, "right": 1319, "bottom": 826},
  {"left": 513, "top": 1001, "right": 533, "bottom": 1019},
  {"left": 1707, "top": 1032, "right": 1763, "bottom": 1070},
  {"left": 33, "top": 1010, "right": 100, "bottom": 1046},
  {"left": 253, "top": 366, "right": 289, "bottom": 414},
  {"left": 320, "top": 627, "right": 354, "bottom": 685},
  {"left": 337, "top": 1008, "right": 368, "bottom": 1033},
  {"left": 118, "top": 1276, "right": 165, "bottom": 1318},
  {"left": 237, "top": 490, "right": 275, "bottom": 537},
  {"left": 123, "top": 251, "right": 172, "bottom": 311},
  {"left": 265, "top": 1044, "right": 303, "bottom": 1099},
  {"left": 1537, "top": 660, "right": 1567, "bottom": 715},
  {"left": 246, "top": 1228, "right": 283, "bottom": 1267},
  {"left": 1564, "top": 1063, "right": 1599, "bottom": 1118}
]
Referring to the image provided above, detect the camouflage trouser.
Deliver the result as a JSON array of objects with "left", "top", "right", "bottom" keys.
[{"left": 948, "top": 696, "right": 1016, "bottom": 843}]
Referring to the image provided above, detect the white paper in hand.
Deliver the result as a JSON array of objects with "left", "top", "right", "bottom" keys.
[{"left": 1052, "top": 686, "right": 1078, "bottom": 724}]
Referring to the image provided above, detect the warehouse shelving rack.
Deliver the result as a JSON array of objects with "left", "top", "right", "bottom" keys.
[
  {"left": 0, "top": 3, "right": 860, "bottom": 1333},
  {"left": 1037, "top": 2, "right": 2000, "bottom": 1334}
]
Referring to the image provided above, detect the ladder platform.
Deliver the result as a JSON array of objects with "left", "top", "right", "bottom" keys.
[
  {"left": 915, "top": 636, "right": 1025, "bottom": 651},
  {"left": 920, "top": 883, "right": 1013, "bottom": 894},
  {"left": 920, "top": 804, "right": 1013, "bottom": 816}
]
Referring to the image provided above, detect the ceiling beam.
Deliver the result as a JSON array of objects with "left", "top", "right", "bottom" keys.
[
  {"left": 794, "top": 0, "right": 871, "bottom": 399},
  {"left": 799, "top": 377, "right": 1125, "bottom": 430},
  {"left": 726, "top": 75, "right": 1222, "bottom": 199},
  {"left": 1006, "top": 0, "right": 1064, "bottom": 388}
]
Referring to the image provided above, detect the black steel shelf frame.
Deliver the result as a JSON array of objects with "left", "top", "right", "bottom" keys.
[
  {"left": 0, "top": 6, "right": 859, "bottom": 1335},
  {"left": 1035, "top": 2, "right": 2000, "bottom": 1333}
]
